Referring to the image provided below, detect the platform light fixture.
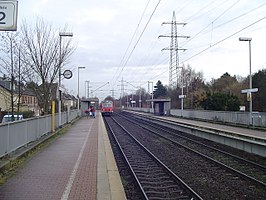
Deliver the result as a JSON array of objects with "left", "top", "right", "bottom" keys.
[
  {"left": 239, "top": 37, "right": 252, "bottom": 125},
  {"left": 58, "top": 32, "right": 73, "bottom": 127},
  {"left": 77, "top": 66, "right": 85, "bottom": 115}
]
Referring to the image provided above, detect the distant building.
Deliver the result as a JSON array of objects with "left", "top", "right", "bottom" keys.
[
  {"left": 62, "top": 93, "right": 77, "bottom": 110},
  {"left": 0, "top": 83, "right": 11, "bottom": 112},
  {"left": 0, "top": 76, "right": 77, "bottom": 116},
  {"left": 20, "top": 88, "right": 40, "bottom": 115},
  {"left": 0, "top": 76, "right": 40, "bottom": 115}
]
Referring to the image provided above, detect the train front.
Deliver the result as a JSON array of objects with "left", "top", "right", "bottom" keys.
[{"left": 100, "top": 101, "right": 114, "bottom": 116}]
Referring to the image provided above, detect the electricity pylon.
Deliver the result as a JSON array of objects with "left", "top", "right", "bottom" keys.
[
  {"left": 159, "top": 11, "right": 189, "bottom": 88},
  {"left": 159, "top": 11, "right": 189, "bottom": 115}
]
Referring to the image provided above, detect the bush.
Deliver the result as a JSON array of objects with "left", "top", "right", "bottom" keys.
[{"left": 202, "top": 92, "right": 240, "bottom": 111}]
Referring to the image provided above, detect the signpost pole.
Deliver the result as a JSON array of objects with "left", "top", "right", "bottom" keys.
[{"left": 241, "top": 88, "right": 258, "bottom": 125}]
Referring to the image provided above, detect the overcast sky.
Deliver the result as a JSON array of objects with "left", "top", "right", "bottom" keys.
[{"left": 19, "top": 0, "right": 266, "bottom": 100}]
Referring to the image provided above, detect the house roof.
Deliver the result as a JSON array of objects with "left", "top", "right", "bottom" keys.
[
  {"left": 0, "top": 78, "right": 35, "bottom": 96},
  {"left": 0, "top": 79, "right": 11, "bottom": 92},
  {"left": 0, "top": 77, "right": 76, "bottom": 100},
  {"left": 62, "top": 93, "right": 76, "bottom": 100}
]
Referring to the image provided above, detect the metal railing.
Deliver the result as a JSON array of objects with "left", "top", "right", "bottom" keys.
[
  {"left": 170, "top": 109, "right": 266, "bottom": 127},
  {"left": 0, "top": 110, "right": 79, "bottom": 158},
  {"left": 127, "top": 107, "right": 266, "bottom": 127}
]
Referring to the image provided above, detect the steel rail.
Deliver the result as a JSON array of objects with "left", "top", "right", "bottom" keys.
[
  {"left": 105, "top": 115, "right": 203, "bottom": 200},
  {"left": 103, "top": 116, "right": 148, "bottom": 200},
  {"left": 118, "top": 113, "right": 266, "bottom": 189},
  {"left": 123, "top": 112, "right": 266, "bottom": 171}
]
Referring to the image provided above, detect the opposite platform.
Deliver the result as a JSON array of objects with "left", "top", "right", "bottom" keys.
[{"left": 0, "top": 112, "right": 126, "bottom": 200}]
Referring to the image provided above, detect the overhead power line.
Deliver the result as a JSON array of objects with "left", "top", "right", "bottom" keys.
[
  {"left": 113, "top": 0, "right": 162, "bottom": 85},
  {"left": 182, "top": 15, "right": 266, "bottom": 63},
  {"left": 183, "top": 0, "right": 241, "bottom": 47},
  {"left": 111, "top": 0, "right": 151, "bottom": 87}
]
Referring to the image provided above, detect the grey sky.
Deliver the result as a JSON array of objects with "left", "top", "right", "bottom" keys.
[{"left": 18, "top": 0, "right": 266, "bottom": 100}]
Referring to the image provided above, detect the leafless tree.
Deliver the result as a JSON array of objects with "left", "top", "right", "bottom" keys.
[
  {"left": 19, "top": 19, "right": 75, "bottom": 114},
  {"left": 0, "top": 32, "right": 21, "bottom": 115}
]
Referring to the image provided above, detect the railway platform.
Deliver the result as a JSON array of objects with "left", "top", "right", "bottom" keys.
[
  {"left": 0, "top": 112, "right": 126, "bottom": 200},
  {"left": 124, "top": 110, "right": 266, "bottom": 157},
  {"left": 125, "top": 110, "right": 266, "bottom": 141},
  {"left": 160, "top": 114, "right": 266, "bottom": 141}
]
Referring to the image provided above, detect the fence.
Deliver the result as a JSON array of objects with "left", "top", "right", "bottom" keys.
[
  {"left": 128, "top": 107, "right": 266, "bottom": 127},
  {"left": 0, "top": 110, "right": 79, "bottom": 158},
  {"left": 170, "top": 109, "right": 266, "bottom": 127}
]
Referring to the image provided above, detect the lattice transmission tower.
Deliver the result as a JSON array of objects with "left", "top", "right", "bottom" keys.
[{"left": 159, "top": 11, "right": 189, "bottom": 88}]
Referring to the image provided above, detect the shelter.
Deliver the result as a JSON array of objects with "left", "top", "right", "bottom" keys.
[
  {"left": 146, "top": 98, "right": 171, "bottom": 116},
  {"left": 80, "top": 97, "right": 99, "bottom": 116}
]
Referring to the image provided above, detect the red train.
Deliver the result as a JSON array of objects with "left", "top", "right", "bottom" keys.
[{"left": 100, "top": 100, "right": 114, "bottom": 115}]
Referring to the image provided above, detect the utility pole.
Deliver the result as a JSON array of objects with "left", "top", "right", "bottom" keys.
[
  {"left": 159, "top": 11, "right": 189, "bottom": 116},
  {"left": 119, "top": 78, "right": 125, "bottom": 110},
  {"left": 111, "top": 88, "right": 115, "bottom": 100},
  {"left": 10, "top": 34, "right": 14, "bottom": 120},
  {"left": 85, "top": 81, "right": 90, "bottom": 98},
  {"left": 17, "top": 45, "right": 21, "bottom": 115},
  {"left": 148, "top": 81, "right": 154, "bottom": 110},
  {"left": 139, "top": 89, "right": 142, "bottom": 108}
]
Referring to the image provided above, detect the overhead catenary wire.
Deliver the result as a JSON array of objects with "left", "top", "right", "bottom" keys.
[
  {"left": 113, "top": 0, "right": 162, "bottom": 85},
  {"left": 121, "top": 0, "right": 238, "bottom": 89},
  {"left": 182, "top": 15, "right": 266, "bottom": 63},
  {"left": 182, "top": 0, "right": 241, "bottom": 47},
  {"left": 205, "top": 2, "right": 266, "bottom": 34},
  {"left": 114, "top": 0, "right": 230, "bottom": 91},
  {"left": 181, "top": 1, "right": 266, "bottom": 48},
  {"left": 110, "top": 0, "right": 151, "bottom": 88},
  {"left": 145, "top": 15, "right": 266, "bottom": 82},
  {"left": 111, "top": 1, "right": 266, "bottom": 98},
  {"left": 127, "top": 0, "right": 195, "bottom": 87},
  {"left": 184, "top": 0, "right": 220, "bottom": 22}
]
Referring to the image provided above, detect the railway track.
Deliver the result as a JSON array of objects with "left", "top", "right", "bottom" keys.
[
  {"left": 120, "top": 112, "right": 266, "bottom": 186},
  {"left": 105, "top": 112, "right": 266, "bottom": 199},
  {"left": 104, "top": 115, "right": 203, "bottom": 200}
]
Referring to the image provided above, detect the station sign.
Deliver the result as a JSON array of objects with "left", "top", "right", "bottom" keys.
[
  {"left": 63, "top": 70, "right": 73, "bottom": 79},
  {"left": 0, "top": 1, "right": 18, "bottom": 31},
  {"left": 241, "top": 88, "right": 258, "bottom": 94},
  {"left": 178, "top": 95, "right": 186, "bottom": 99},
  {"left": 241, "top": 88, "right": 258, "bottom": 102}
]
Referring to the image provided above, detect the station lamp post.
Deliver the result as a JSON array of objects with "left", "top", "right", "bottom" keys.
[
  {"left": 239, "top": 37, "right": 252, "bottom": 125},
  {"left": 148, "top": 81, "right": 154, "bottom": 110},
  {"left": 58, "top": 32, "right": 73, "bottom": 127},
  {"left": 77, "top": 66, "right": 85, "bottom": 115},
  {"left": 85, "top": 81, "right": 90, "bottom": 98},
  {"left": 178, "top": 66, "right": 184, "bottom": 117}
]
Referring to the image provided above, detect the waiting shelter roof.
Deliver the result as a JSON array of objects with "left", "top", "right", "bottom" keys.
[{"left": 146, "top": 98, "right": 171, "bottom": 102}]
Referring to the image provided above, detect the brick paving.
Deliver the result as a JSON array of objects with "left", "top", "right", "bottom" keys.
[
  {"left": 68, "top": 118, "right": 98, "bottom": 200},
  {"left": 0, "top": 117, "right": 98, "bottom": 200}
]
